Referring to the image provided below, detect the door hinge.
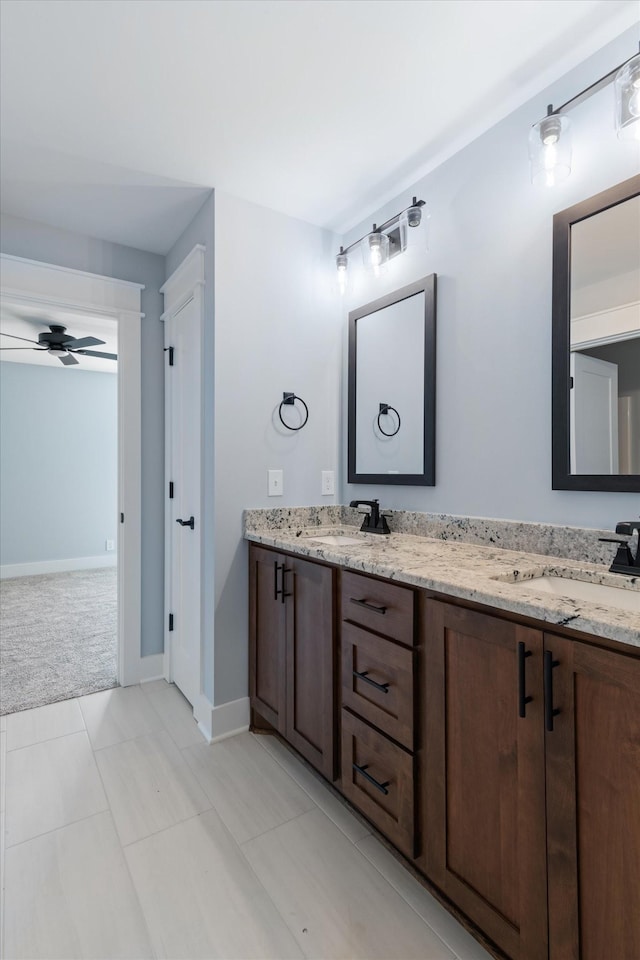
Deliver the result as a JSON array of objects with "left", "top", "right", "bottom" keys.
[
  {"left": 569, "top": 376, "right": 574, "bottom": 389},
  {"left": 169, "top": 481, "right": 174, "bottom": 499},
  {"left": 120, "top": 512, "right": 125, "bottom": 523},
  {"left": 169, "top": 613, "right": 174, "bottom": 632},
  {"left": 164, "top": 346, "right": 174, "bottom": 366}
]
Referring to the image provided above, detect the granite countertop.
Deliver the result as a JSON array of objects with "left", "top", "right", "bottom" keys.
[{"left": 244, "top": 519, "right": 640, "bottom": 650}]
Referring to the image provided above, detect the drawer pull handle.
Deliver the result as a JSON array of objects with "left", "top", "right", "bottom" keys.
[
  {"left": 352, "top": 762, "right": 390, "bottom": 795},
  {"left": 353, "top": 669, "right": 390, "bottom": 694},
  {"left": 350, "top": 597, "right": 387, "bottom": 615},
  {"left": 517, "top": 641, "right": 533, "bottom": 719}
]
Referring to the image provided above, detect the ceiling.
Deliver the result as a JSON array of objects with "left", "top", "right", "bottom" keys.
[
  {"left": 1, "top": 0, "right": 638, "bottom": 254},
  {"left": 0, "top": 304, "right": 118, "bottom": 373}
]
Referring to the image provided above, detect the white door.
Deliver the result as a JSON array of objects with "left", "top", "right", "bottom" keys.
[
  {"left": 570, "top": 352, "right": 619, "bottom": 474},
  {"left": 165, "top": 296, "right": 201, "bottom": 706}
]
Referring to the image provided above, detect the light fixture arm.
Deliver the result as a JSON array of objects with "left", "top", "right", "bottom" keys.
[
  {"left": 544, "top": 44, "right": 639, "bottom": 119},
  {"left": 337, "top": 197, "right": 425, "bottom": 258}
]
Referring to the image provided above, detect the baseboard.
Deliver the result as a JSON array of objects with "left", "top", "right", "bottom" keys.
[
  {"left": 0, "top": 555, "right": 117, "bottom": 579},
  {"left": 194, "top": 695, "right": 250, "bottom": 743},
  {"left": 137, "top": 654, "right": 164, "bottom": 684}
]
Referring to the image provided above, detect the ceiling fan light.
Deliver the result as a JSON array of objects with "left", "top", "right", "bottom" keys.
[{"left": 615, "top": 53, "right": 640, "bottom": 141}]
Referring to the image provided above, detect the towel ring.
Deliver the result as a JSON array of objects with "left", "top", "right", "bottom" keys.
[
  {"left": 377, "top": 403, "right": 401, "bottom": 437},
  {"left": 279, "top": 392, "right": 309, "bottom": 431}
]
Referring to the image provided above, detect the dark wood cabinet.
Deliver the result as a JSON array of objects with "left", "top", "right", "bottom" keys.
[
  {"left": 544, "top": 635, "right": 640, "bottom": 960},
  {"left": 249, "top": 544, "right": 336, "bottom": 780},
  {"left": 250, "top": 541, "right": 640, "bottom": 960},
  {"left": 423, "top": 601, "right": 548, "bottom": 960}
]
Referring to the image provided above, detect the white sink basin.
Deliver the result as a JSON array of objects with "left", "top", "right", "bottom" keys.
[
  {"left": 515, "top": 575, "right": 640, "bottom": 614},
  {"left": 306, "top": 534, "right": 364, "bottom": 546}
]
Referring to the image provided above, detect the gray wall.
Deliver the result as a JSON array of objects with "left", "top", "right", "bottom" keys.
[
  {"left": 0, "top": 213, "right": 165, "bottom": 656},
  {"left": 213, "top": 191, "right": 340, "bottom": 705},
  {"left": 0, "top": 362, "right": 117, "bottom": 565},
  {"left": 165, "top": 191, "right": 216, "bottom": 702},
  {"left": 341, "top": 27, "right": 640, "bottom": 531}
]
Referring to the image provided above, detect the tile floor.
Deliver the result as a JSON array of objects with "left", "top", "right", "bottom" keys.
[{"left": 0, "top": 681, "right": 492, "bottom": 960}]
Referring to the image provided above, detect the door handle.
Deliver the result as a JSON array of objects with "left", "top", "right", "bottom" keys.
[
  {"left": 544, "top": 650, "right": 561, "bottom": 732},
  {"left": 517, "top": 642, "right": 533, "bottom": 718},
  {"left": 176, "top": 516, "right": 195, "bottom": 530}
]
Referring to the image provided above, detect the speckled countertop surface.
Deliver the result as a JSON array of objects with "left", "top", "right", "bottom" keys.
[{"left": 244, "top": 515, "right": 640, "bottom": 650}]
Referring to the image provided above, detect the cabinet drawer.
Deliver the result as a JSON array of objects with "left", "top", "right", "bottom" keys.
[
  {"left": 341, "top": 709, "right": 415, "bottom": 858},
  {"left": 341, "top": 570, "right": 415, "bottom": 645},
  {"left": 342, "top": 622, "right": 414, "bottom": 750}
]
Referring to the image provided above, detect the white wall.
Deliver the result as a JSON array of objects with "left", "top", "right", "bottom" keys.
[
  {"left": 341, "top": 27, "right": 640, "bottom": 531},
  {"left": 0, "top": 362, "right": 117, "bottom": 571},
  {"left": 213, "top": 191, "right": 341, "bottom": 704}
]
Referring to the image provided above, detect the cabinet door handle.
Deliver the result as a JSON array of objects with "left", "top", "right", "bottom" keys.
[
  {"left": 350, "top": 597, "right": 387, "bottom": 615},
  {"left": 352, "top": 762, "right": 390, "bottom": 795},
  {"left": 281, "top": 566, "right": 292, "bottom": 604},
  {"left": 274, "top": 561, "right": 283, "bottom": 600},
  {"left": 544, "top": 650, "right": 561, "bottom": 732},
  {"left": 353, "top": 669, "right": 390, "bottom": 694},
  {"left": 518, "top": 641, "right": 533, "bottom": 718}
]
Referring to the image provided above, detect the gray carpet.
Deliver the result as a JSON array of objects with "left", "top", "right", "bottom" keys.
[{"left": 0, "top": 567, "right": 118, "bottom": 715}]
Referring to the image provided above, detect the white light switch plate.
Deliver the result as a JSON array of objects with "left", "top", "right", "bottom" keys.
[
  {"left": 321, "top": 470, "right": 335, "bottom": 496},
  {"left": 268, "top": 469, "right": 284, "bottom": 496}
]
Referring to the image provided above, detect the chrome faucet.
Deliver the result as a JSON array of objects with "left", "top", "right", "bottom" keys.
[
  {"left": 600, "top": 520, "right": 640, "bottom": 575},
  {"left": 349, "top": 499, "right": 391, "bottom": 535}
]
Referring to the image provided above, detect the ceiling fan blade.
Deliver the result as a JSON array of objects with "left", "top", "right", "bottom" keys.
[
  {"left": 0, "top": 347, "right": 39, "bottom": 350},
  {"left": 60, "top": 353, "right": 79, "bottom": 366},
  {"left": 73, "top": 349, "right": 118, "bottom": 360},
  {"left": 0, "top": 332, "right": 41, "bottom": 345},
  {"left": 65, "top": 336, "right": 105, "bottom": 350}
]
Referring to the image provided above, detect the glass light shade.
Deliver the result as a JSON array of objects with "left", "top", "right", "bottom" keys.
[
  {"left": 336, "top": 252, "right": 348, "bottom": 295},
  {"left": 399, "top": 207, "right": 429, "bottom": 252},
  {"left": 361, "top": 231, "right": 389, "bottom": 275},
  {"left": 529, "top": 113, "right": 571, "bottom": 187},
  {"left": 615, "top": 53, "right": 640, "bottom": 141}
]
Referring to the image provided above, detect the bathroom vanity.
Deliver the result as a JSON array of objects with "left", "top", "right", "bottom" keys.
[{"left": 246, "top": 511, "right": 640, "bottom": 960}]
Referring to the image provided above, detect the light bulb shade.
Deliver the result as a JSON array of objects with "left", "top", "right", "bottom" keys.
[
  {"left": 529, "top": 113, "right": 571, "bottom": 186},
  {"left": 615, "top": 53, "right": 640, "bottom": 141},
  {"left": 336, "top": 252, "right": 348, "bottom": 294},
  {"left": 399, "top": 207, "right": 429, "bottom": 253},
  {"left": 361, "top": 231, "right": 390, "bottom": 274}
]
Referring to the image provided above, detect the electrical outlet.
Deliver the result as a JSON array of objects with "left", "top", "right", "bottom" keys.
[
  {"left": 268, "top": 469, "right": 284, "bottom": 496},
  {"left": 321, "top": 470, "right": 335, "bottom": 496},
  {"left": 105, "top": 539, "right": 115, "bottom": 552}
]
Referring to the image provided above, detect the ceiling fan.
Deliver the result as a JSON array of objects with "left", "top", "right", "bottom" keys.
[{"left": 0, "top": 323, "right": 117, "bottom": 366}]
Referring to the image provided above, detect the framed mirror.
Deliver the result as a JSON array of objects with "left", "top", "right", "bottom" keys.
[
  {"left": 552, "top": 175, "right": 640, "bottom": 492},
  {"left": 348, "top": 275, "right": 436, "bottom": 485}
]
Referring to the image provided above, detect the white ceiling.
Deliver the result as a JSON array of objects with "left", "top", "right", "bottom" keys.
[
  {"left": 1, "top": 0, "right": 638, "bottom": 253},
  {"left": 0, "top": 304, "right": 118, "bottom": 373}
]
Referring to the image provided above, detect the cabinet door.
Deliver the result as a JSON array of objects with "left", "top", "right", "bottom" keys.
[
  {"left": 545, "top": 635, "right": 640, "bottom": 960},
  {"left": 424, "top": 601, "right": 548, "bottom": 960},
  {"left": 286, "top": 557, "right": 336, "bottom": 780},
  {"left": 249, "top": 545, "right": 286, "bottom": 733}
]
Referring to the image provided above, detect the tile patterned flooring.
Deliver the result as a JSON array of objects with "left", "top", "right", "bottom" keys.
[{"left": 0, "top": 682, "right": 492, "bottom": 960}]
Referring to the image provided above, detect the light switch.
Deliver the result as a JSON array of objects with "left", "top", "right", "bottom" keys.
[
  {"left": 321, "top": 470, "right": 335, "bottom": 496},
  {"left": 268, "top": 469, "right": 284, "bottom": 496}
]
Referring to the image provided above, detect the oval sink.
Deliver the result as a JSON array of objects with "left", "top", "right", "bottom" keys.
[
  {"left": 306, "top": 534, "right": 364, "bottom": 546},
  {"left": 516, "top": 575, "right": 640, "bottom": 614}
]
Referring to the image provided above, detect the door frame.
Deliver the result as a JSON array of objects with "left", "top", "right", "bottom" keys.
[
  {"left": 0, "top": 252, "right": 148, "bottom": 685},
  {"left": 160, "top": 245, "right": 206, "bottom": 719}
]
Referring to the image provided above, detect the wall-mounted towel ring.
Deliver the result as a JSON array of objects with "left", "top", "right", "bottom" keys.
[
  {"left": 279, "top": 392, "right": 309, "bottom": 431},
  {"left": 378, "top": 403, "right": 401, "bottom": 437}
]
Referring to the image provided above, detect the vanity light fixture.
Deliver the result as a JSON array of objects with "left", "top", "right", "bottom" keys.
[
  {"left": 529, "top": 45, "right": 639, "bottom": 186},
  {"left": 335, "top": 197, "right": 426, "bottom": 292}
]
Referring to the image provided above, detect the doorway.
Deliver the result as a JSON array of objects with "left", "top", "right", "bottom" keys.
[{"left": 0, "top": 253, "right": 146, "bottom": 714}]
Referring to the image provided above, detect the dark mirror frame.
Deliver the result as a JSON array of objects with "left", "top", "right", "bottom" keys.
[
  {"left": 348, "top": 274, "right": 437, "bottom": 486},
  {"left": 552, "top": 174, "right": 640, "bottom": 492}
]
